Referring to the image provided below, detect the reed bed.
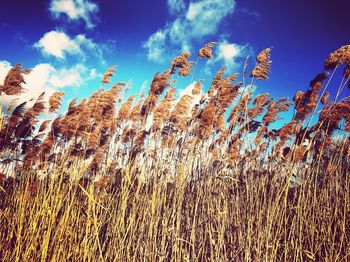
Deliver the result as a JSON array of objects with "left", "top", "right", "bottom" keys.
[{"left": 0, "top": 44, "right": 349, "bottom": 261}]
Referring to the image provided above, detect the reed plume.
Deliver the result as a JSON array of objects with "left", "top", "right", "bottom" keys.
[
  {"left": 0, "top": 63, "right": 31, "bottom": 95},
  {"left": 198, "top": 42, "right": 217, "bottom": 59},
  {"left": 48, "top": 91, "right": 65, "bottom": 113},
  {"left": 324, "top": 45, "right": 350, "bottom": 70},
  {"left": 102, "top": 66, "right": 117, "bottom": 84},
  {"left": 251, "top": 48, "right": 272, "bottom": 80},
  {"left": 118, "top": 95, "right": 136, "bottom": 122},
  {"left": 262, "top": 97, "right": 292, "bottom": 126},
  {"left": 170, "top": 52, "right": 193, "bottom": 76},
  {"left": 321, "top": 91, "right": 330, "bottom": 104},
  {"left": 141, "top": 70, "right": 171, "bottom": 117},
  {"left": 0, "top": 45, "right": 349, "bottom": 262}
]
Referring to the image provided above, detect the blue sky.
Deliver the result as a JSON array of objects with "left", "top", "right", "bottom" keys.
[{"left": 0, "top": 0, "right": 349, "bottom": 114}]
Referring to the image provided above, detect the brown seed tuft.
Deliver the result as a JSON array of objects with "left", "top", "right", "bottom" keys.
[
  {"left": 102, "top": 66, "right": 117, "bottom": 84},
  {"left": 324, "top": 45, "right": 350, "bottom": 70},
  {"left": 251, "top": 48, "right": 272, "bottom": 80},
  {"left": 49, "top": 91, "right": 65, "bottom": 113},
  {"left": 198, "top": 42, "right": 217, "bottom": 59}
]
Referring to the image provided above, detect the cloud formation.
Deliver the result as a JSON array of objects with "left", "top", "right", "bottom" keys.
[
  {"left": 143, "top": 0, "right": 236, "bottom": 63},
  {"left": 49, "top": 0, "right": 99, "bottom": 28},
  {"left": 27, "top": 63, "right": 90, "bottom": 89},
  {"left": 206, "top": 40, "right": 250, "bottom": 72},
  {"left": 34, "top": 30, "right": 103, "bottom": 62},
  {"left": 167, "top": 0, "right": 186, "bottom": 15},
  {"left": 0, "top": 61, "right": 12, "bottom": 84},
  {"left": 143, "top": 31, "right": 167, "bottom": 63}
]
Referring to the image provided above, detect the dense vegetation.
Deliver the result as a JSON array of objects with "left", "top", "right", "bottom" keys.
[{"left": 0, "top": 44, "right": 349, "bottom": 261}]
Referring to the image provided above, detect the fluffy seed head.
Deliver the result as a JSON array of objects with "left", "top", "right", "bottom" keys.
[
  {"left": 324, "top": 45, "right": 350, "bottom": 70},
  {"left": 198, "top": 42, "right": 217, "bottom": 59}
]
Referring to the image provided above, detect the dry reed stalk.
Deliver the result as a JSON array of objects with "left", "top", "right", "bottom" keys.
[
  {"left": 227, "top": 92, "right": 252, "bottom": 126},
  {"left": 129, "top": 99, "right": 143, "bottom": 122},
  {"left": 102, "top": 66, "right": 117, "bottom": 84},
  {"left": 198, "top": 42, "right": 217, "bottom": 59},
  {"left": 324, "top": 45, "right": 350, "bottom": 70},
  {"left": 254, "top": 126, "right": 267, "bottom": 146},
  {"left": 0, "top": 63, "right": 31, "bottom": 95},
  {"left": 0, "top": 44, "right": 350, "bottom": 262},
  {"left": 170, "top": 95, "right": 193, "bottom": 122},
  {"left": 251, "top": 48, "right": 272, "bottom": 80},
  {"left": 197, "top": 103, "right": 216, "bottom": 139},
  {"left": 49, "top": 92, "right": 65, "bottom": 113},
  {"left": 320, "top": 91, "right": 330, "bottom": 104},
  {"left": 153, "top": 97, "right": 175, "bottom": 130},
  {"left": 141, "top": 70, "right": 171, "bottom": 118},
  {"left": 170, "top": 52, "right": 193, "bottom": 76},
  {"left": 262, "top": 98, "right": 292, "bottom": 126},
  {"left": 118, "top": 95, "right": 136, "bottom": 122},
  {"left": 227, "top": 139, "right": 243, "bottom": 164},
  {"left": 208, "top": 67, "right": 225, "bottom": 98}
]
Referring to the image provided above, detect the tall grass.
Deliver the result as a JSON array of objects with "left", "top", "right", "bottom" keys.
[{"left": 0, "top": 45, "right": 349, "bottom": 261}]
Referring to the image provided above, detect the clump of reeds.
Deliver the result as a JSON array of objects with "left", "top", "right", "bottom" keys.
[{"left": 0, "top": 44, "right": 349, "bottom": 261}]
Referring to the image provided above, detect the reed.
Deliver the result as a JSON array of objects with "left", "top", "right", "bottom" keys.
[{"left": 0, "top": 44, "right": 349, "bottom": 261}]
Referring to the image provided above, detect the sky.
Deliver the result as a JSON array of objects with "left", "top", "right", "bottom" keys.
[{"left": 0, "top": 0, "right": 350, "bottom": 117}]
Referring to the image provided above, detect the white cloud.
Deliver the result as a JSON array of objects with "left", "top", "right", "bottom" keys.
[
  {"left": 205, "top": 39, "right": 250, "bottom": 73},
  {"left": 25, "top": 63, "right": 97, "bottom": 92},
  {"left": 50, "top": 0, "right": 99, "bottom": 28},
  {"left": 143, "top": 30, "right": 167, "bottom": 63},
  {"left": 168, "top": 0, "right": 186, "bottom": 15},
  {"left": 34, "top": 30, "right": 104, "bottom": 63},
  {"left": 33, "top": 64, "right": 86, "bottom": 89},
  {"left": 0, "top": 60, "right": 98, "bottom": 110},
  {"left": 143, "top": 0, "right": 236, "bottom": 62},
  {"left": 0, "top": 61, "right": 11, "bottom": 84},
  {"left": 215, "top": 41, "right": 246, "bottom": 68},
  {"left": 89, "top": 68, "right": 98, "bottom": 78},
  {"left": 185, "top": 0, "right": 234, "bottom": 38},
  {"left": 34, "top": 31, "right": 79, "bottom": 59}
]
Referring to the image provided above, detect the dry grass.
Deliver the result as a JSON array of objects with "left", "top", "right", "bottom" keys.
[{"left": 0, "top": 45, "right": 350, "bottom": 261}]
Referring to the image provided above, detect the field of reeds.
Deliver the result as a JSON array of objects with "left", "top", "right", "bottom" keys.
[{"left": 0, "top": 43, "right": 349, "bottom": 261}]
